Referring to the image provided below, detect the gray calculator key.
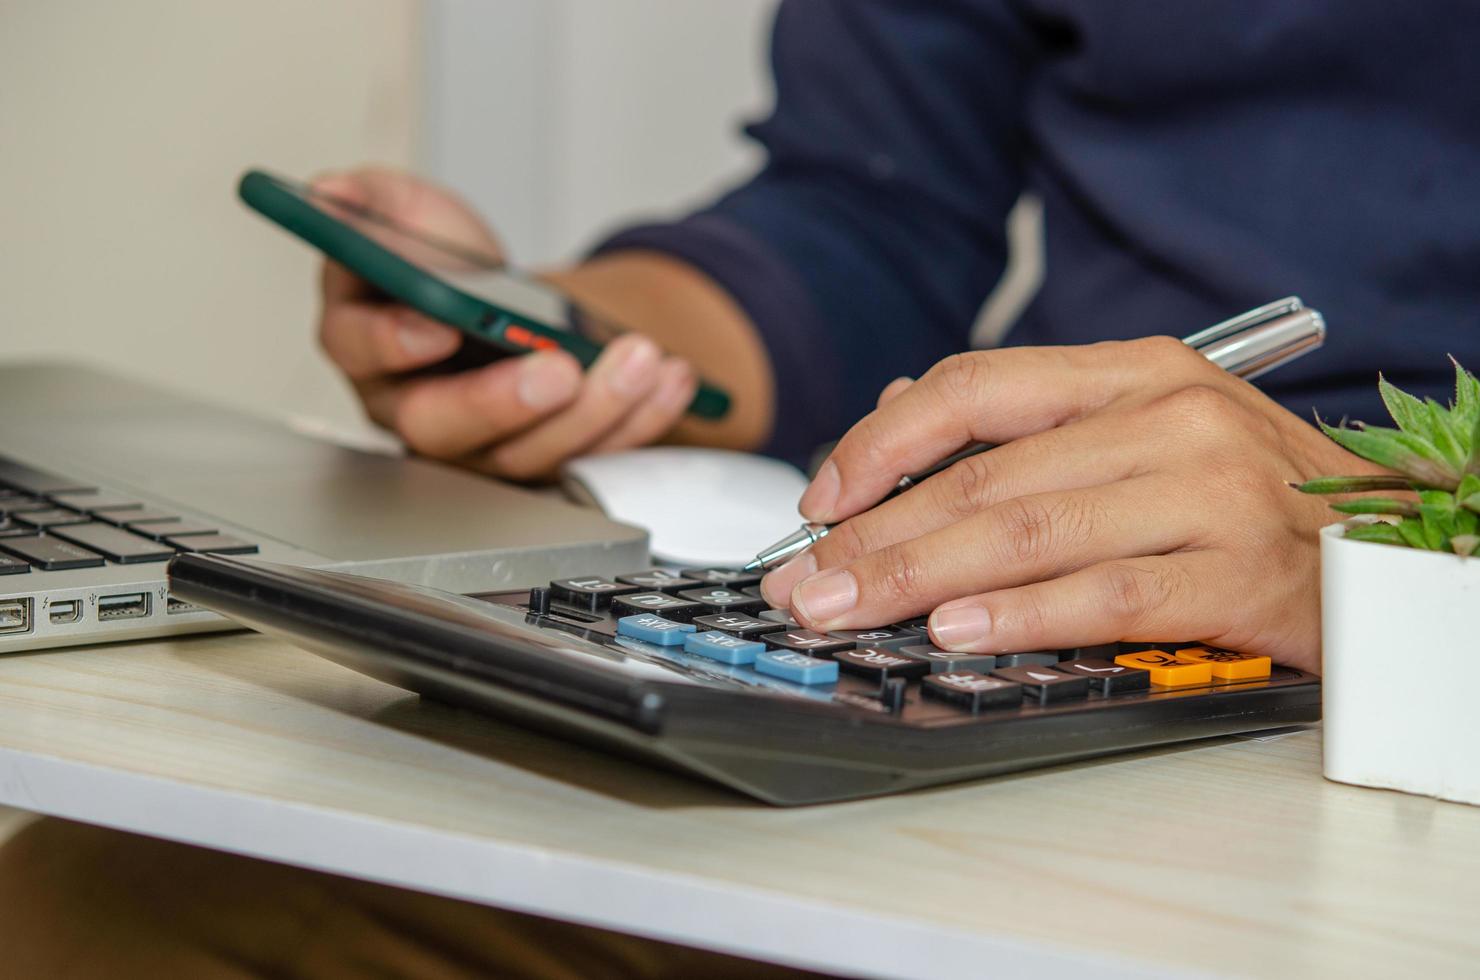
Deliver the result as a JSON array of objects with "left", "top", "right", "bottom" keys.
[
  {"left": 49, "top": 522, "right": 176, "bottom": 563},
  {"left": 827, "top": 627, "right": 915, "bottom": 650},
  {"left": 994, "top": 651, "right": 1059, "bottom": 668},
  {"left": 900, "top": 644, "right": 998, "bottom": 674},
  {"left": 0, "top": 535, "right": 105, "bottom": 570}
]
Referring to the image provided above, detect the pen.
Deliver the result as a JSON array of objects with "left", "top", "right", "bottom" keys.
[{"left": 742, "top": 297, "right": 1326, "bottom": 572}]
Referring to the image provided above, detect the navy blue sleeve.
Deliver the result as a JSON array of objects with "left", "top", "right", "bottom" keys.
[{"left": 593, "top": 0, "right": 1037, "bottom": 464}]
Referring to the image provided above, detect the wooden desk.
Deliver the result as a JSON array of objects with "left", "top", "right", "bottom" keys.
[{"left": 0, "top": 632, "right": 1475, "bottom": 978}]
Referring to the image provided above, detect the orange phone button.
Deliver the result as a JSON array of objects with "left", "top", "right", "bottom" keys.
[
  {"left": 1113, "top": 651, "right": 1213, "bottom": 687},
  {"left": 1176, "top": 647, "right": 1272, "bottom": 681}
]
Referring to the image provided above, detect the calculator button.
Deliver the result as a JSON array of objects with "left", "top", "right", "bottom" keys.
[
  {"left": 755, "top": 650, "right": 838, "bottom": 685},
  {"left": 166, "top": 534, "right": 259, "bottom": 555},
  {"left": 901, "top": 643, "right": 998, "bottom": 674},
  {"left": 758, "top": 608, "right": 800, "bottom": 627},
  {"left": 616, "top": 613, "right": 696, "bottom": 646},
  {"left": 15, "top": 508, "right": 90, "bottom": 529},
  {"left": 615, "top": 570, "right": 701, "bottom": 592},
  {"left": 834, "top": 647, "right": 931, "bottom": 681},
  {"left": 992, "top": 666, "right": 1090, "bottom": 704},
  {"left": 48, "top": 523, "right": 175, "bottom": 563},
  {"left": 740, "top": 585, "right": 766, "bottom": 600},
  {"left": 549, "top": 577, "right": 641, "bottom": 611},
  {"left": 1114, "top": 651, "right": 1213, "bottom": 687},
  {"left": 922, "top": 671, "right": 1022, "bottom": 712},
  {"left": 610, "top": 592, "right": 705, "bottom": 622},
  {"left": 1054, "top": 658, "right": 1150, "bottom": 694},
  {"left": 692, "top": 613, "right": 776, "bottom": 640},
  {"left": 994, "top": 651, "right": 1059, "bottom": 668},
  {"left": 676, "top": 587, "right": 767, "bottom": 615},
  {"left": 0, "top": 554, "right": 30, "bottom": 575},
  {"left": 1176, "top": 647, "right": 1272, "bottom": 681},
  {"left": 892, "top": 616, "right": 931, "bottom": 635},
  {"left": 763, "top": 629, "right": 855, "bottom": 658},
  {"left": 0, "top": 535, "right": 105, "bottom": 571},
  {"left": 681, "top": 568, "right": 763, "bottom": 588},
  {"left": 826, "top": 627, "right": 914, "bottom": 650},
  {"left": 683, "top": 630, "right": 765, "bottom": 665}
]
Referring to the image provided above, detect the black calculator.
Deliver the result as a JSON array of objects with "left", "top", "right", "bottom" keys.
[{"left": 168, "top": 555, "right": 1321, "bottom": 805}]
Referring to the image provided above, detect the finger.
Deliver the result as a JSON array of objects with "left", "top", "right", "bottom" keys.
[
  {"left": 481, "top": 333, "right": 665, "bottom": 480},
  {"left": 876, "top": 376, "right": 914, "bottom": 409},
  {"left": 784, "top": 476, "right": 1187, "bottom": 632},
  {"left": 925, "top": 552, "right": 1233, "bottom": 654},
  {"left": 319, "top": 302, "right": 462, "bottom": 381},
  {"left": 797, "top": 337, "right": 1218, "bottom": 524},
  {"left": 362, "top": 349, "right": 582, "bottom": 458},
  {"left": 311, "top": 167, "right": 504, "bottom": 262},
  {"left": 587, "top": 356, "right": 697, "bottom": 454}
]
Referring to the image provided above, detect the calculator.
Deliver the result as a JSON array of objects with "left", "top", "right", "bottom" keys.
[{"left": 167, "top": 555, "right": 1321, "bottom": 805}]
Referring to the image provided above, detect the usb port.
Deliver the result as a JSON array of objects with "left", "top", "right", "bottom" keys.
[
  {"left": 0, "top": 598, "right": 31, "bottom": 634},
  {"left": 97, "top": 592, "right": 150, "bottom": 621},
  {"left": 165, "top": 596, "right": 199, "bottom": 615},
  {"left": 48, "top": 599, "right": 82, "bottom": 625}
]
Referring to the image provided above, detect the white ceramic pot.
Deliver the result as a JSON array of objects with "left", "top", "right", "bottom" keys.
[{"left": 1321, "top": 520, "right": 1480, "bottom": 805}]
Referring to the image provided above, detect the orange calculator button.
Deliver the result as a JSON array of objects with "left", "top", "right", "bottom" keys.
[
  {"left": 1176, "top": 647, "right": 1272, "bottom": 681},
  {"left": 1113, "top": 651, "right": 1213, "bottom": 687}
]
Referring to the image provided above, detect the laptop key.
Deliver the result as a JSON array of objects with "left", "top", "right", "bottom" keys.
[
  {"left": 0, "top": 495, "right": 50, "bottom": 516},
  {"left": 0, "top": 460, "right": 94, "bottom": 495},
  {"left": 0, "top": 517, "right": 37, "bottom": 538},
  {"left": 0, "top": 554, "right": 29, "bottom": 575},
  {"left": 165, "top": 533, "right": 259, "bottom": 555},
  {"left": 47, "top": 492, "right": 143, "bottom": 513},
  {"left": 0, "top": 535, "right": 105, "bottom": 570},
  {"left": 16, "top": 508, "right": 91, "bottom": 529},
  {"left": 129, "top": 519, "right": 215, "bottom": 538},
  {"left": 99, "top": 508, "right": 179, "bottom": 527},
  {"left": 49, "top": 523, "right": 176, "bottom": 564}
]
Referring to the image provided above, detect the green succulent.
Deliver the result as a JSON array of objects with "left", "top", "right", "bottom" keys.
[{"left": 1293, "top": 358, "right": 1480, "bottom": 557}]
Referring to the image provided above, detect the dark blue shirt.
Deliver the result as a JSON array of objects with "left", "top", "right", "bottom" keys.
[{"left": 597, "top": 0, "right": 1480, "bottom": 464}]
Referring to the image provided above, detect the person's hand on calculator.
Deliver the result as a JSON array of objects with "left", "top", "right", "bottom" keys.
[
  {"left": 761, "top": 339, "right": 1385, "bottom": 674},
  {"left": 313, "top": 168, "right": 770, "bottom": 481}
]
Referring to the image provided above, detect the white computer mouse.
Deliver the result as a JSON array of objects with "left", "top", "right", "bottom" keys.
[{"left": 561, "top": 447, "right": 810, "bottom": 568}]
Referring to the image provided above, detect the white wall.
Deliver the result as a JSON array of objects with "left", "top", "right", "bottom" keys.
[{"left": 0, "top": 0, "right": 420, "bottom": 427}]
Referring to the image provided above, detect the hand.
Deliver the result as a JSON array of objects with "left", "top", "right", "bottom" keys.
[
  {"left": 759, "top": 338, "right": 1383, "bottom": 673},
  {"left": 314, "top": 167, "right": 700, "bottom": 481}
]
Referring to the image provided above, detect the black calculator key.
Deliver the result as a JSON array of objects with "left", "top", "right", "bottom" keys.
[
  {"left": 740, "top": 584, "right": 766, "bottom": 600},
  {"left": 0, "top": 461, "right": 93, "bottom": 495},
  {"left": 762, "top": 629, "right": 856, "bottom": 658},
  {"left": 900, "top": 643, "right": 998, "bottom": 674},
  {"left": 615, "top": 570, "right": 701, "bottom": 592},
  {"left": 166, "top": 534, "right": 259, "bottom": 555},
  {"left": 676, "top": 587, "right": 767, "bottom": 615},
  {"left": 680, "top": 568, "right": 763, "bottom": 588},
  {"left": 922, "top": 671, "right": 1022, "bottom": 712},
  {"left": 0, "top": 554, "right": 29, "bottom": 575},
  {"left": 549, "top": 577, "right": 641, "bottom": 611},
  {"left": 834, "top": 647, "right": 931, "bottom": 681},
  {"left": 692, "top": 613, "right": 777, "bottom": 640},
  {"left": 826, "top": 627, "right": 914, "bottom": 650},
  {"left": 892, "top": 616, "right": 931, "bottom": 635},
  {"left": 610, "top": 592, "right": 705, "bottom": 622},
  {"left": 48, "top": 523, "right": 176, "bottom": 564},
  {"left": 129, "top": 519, "right": 216, "bottom": 538},
  {"left": 994, "top": 651, "right": 1059, "bottom": 668},
  {"left": 0, "top": 535, "right": 105, "bottom": 570},
  {"left": 758, "top": 608, "right": 799, "bottom": 627},
  {"left": 15, "top": 508, "right": 90, "bottom": 529},
  {"left": 1054, "top": 658, "right": 1151, "bottom": 694},
  {"left": 992, "top": 666, "right": 1090, "bottom": 704},
  {"left": 47, "top": 491, "right": 142, "bottom": 513}
]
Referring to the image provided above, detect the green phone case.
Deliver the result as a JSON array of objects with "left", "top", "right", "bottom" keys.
[{"left": 238, "top": 169, "right": 730, "bottom": 420}]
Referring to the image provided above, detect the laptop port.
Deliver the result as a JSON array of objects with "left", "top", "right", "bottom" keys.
[
  {"left": 165, "top": 595, "right": 199, "bottom": 615},
  {"left": 97, "top": 592, "right": 150, "bottom": 621},
  {"left": 48, "top": 599, "right": 82, "bottom": 625},
  {"left": 0, "top": 598, "right": 31, "bottom": 634}
]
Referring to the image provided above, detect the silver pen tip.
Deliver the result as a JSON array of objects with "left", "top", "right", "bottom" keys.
[{"left": 742, "top": 558, "right": 763, "bottom": 573}]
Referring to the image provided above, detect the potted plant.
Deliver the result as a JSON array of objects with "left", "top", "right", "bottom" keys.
[{"left": 1295, "top": 360, "right": 1480, "bottom": 805}]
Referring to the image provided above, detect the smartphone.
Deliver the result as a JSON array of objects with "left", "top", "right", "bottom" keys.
[{"left": 237, "top": 168, "right": 730, "bottom": 419}]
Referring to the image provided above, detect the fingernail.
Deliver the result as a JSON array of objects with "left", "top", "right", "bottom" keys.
[
  {"left": 761, "top": 551, "right": 815, "bottom": 607},
  {"left": 608, "top": 337, "right": 660, "bottom": 397},
  {"left": 792, "top": 568, "right": 857, "bottom": 624},
  {"left": 517, "top": 352, "right": 579, "bottom": 411},
  {"left": 397, "top": 316, "right": 457, "bottom": 360},
  {"left": 799, "top": 460, "right": 840, "bottom": 522},
  {"left": 930, "top": 605, "right": 992, "bottom": 649},
  {"left": 660, "top": 364, "right": 697, "bottom": 410}
]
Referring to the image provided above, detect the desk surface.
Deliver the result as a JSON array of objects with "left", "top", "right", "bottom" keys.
[{"left": 0, "top": 632, "right": 1475, "bottom": 978}]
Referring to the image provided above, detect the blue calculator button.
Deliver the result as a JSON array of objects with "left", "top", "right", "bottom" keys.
[
  {"left": 617, "top": 614, "right": 696, "bottom": 646},
  {"left": 755, "top": 650, "right": 839, "bottom": 685},
  {"left": 683, "top": 630, "right": 765, "bottom": 665}
]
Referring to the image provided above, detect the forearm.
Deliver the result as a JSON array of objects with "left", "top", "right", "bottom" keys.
[{"left": 542, "top": 251, "right": 775, "bottom": 452}]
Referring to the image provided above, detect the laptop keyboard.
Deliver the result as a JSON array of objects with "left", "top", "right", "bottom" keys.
[{"left": 0, "top": 457, "right": 258, "bottom": 576}]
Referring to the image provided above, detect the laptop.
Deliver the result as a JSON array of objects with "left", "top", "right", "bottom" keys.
[{"left": 0, "top": 363, "right": 646, "bottom": 652}]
